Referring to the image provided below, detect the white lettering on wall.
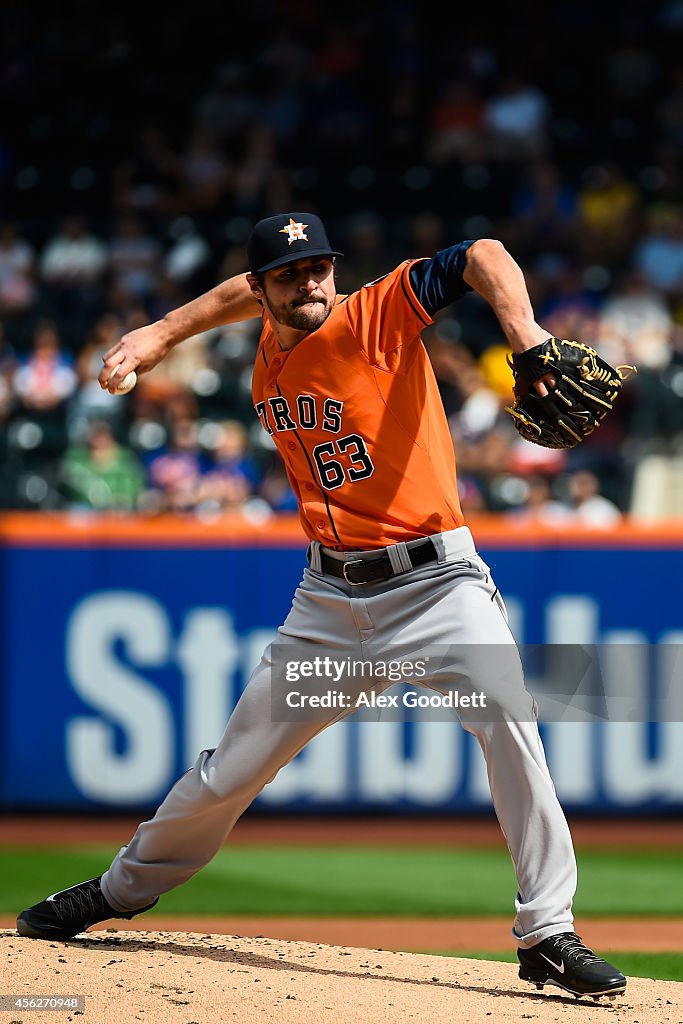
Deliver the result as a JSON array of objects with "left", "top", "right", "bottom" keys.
[
  {"left": 601, "top": 636, "right": 683, "bottom": 803},
  {"left": 546, "top": 596, "right": 598, "bottom": 644},
  {"left": 357, "top": 719, "right": 461, "bottom": 803},
  {"left": 176, "top": 609, "right": 239, "bottom": 764},
  {"left": 60, "top": 588, "right": 683, "bottom": 810},
  {"left": 65, "top": 592, "right": 173, "bottom": 802}
]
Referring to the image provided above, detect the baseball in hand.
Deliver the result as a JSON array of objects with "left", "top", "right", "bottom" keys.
[{"left": 113, "top": 370, "right": 137, "bottom": 395}]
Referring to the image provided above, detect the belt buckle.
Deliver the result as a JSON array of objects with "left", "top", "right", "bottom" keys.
[{"left": 342, "top": 558, "right": 365, "bottom": 585}]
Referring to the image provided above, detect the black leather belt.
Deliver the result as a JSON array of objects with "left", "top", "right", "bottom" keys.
[{"left": 318, "top": 537, "right": 439, "bottom": 585}]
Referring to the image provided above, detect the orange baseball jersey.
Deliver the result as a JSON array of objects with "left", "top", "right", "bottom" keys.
[{"left": 251, "top": 260, "right": 465, "bottom": 550}]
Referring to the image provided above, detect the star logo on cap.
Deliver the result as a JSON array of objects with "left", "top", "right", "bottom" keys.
[{"left": 279, "top": 218, "right": 309, "bottom": 245}]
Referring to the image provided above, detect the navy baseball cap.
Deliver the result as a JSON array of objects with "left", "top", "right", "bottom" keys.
[{"left": 247, "top": 212, "right": 343, "bottom": 273}]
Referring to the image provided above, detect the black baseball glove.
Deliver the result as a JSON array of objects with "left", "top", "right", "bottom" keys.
[{"left": 505, "top": 337, "right": 636, "bottom": 449}]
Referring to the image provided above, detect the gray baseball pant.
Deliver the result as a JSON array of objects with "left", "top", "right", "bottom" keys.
[{"left": 101, "top": 526, "right": 577, "bottom": 947}]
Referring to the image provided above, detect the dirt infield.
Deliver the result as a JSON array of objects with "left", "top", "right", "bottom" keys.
[{"left": 2, "top": 930, "right": 681, "bottom": 1024}]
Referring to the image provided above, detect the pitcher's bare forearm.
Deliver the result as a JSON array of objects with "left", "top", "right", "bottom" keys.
[
  {"left": 99, "top": 275, "right": 260, "bottom": 392},
  {"left": 463, "top": 239, "right": 549, "bottom": 354},
  {"left": 161, "top": 275, "right": 260, "bottom": 342}
]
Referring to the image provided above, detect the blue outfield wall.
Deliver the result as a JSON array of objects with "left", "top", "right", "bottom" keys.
[{"left": 1, "top": 525, "right": 682, "bottom": 813}]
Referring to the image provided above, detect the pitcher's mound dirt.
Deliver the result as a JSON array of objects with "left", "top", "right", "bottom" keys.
[{"left": 2, "top": 930, "right": 681, "bottom": 1024}]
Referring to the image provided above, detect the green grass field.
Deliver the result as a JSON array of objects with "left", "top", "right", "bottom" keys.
[
  {"left": 3, "top": 845, "right": 681, "bottom": 981},
  {"left": 1, "top": 845, "right": 680, "bottom": 917}
]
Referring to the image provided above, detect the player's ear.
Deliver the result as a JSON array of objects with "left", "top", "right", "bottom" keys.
[{"left": 246, "top": 272, "right": 265, "bottom": 303}]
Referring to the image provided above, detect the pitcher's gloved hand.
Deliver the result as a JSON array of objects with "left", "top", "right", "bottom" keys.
[{"left": 505, "top": 337, "right": 636, "bottom": 449}]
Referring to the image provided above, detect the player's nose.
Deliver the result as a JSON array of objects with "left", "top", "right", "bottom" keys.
[{"left": 298, "top": 277, "right": 319, "bottom": 292}]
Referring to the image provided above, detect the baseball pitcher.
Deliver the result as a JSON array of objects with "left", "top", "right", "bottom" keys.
[{"left": 17, "top": 213, "right": 632, "bottom": 1000}]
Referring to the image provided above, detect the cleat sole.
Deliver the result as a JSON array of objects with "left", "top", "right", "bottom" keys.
[{"left": 519, "top": 967, "right": 626, "bottom": 1000}]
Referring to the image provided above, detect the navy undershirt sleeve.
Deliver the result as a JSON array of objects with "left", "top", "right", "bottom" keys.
[{"left": 409, "top": 240, "right": 476, "bottom": 317}]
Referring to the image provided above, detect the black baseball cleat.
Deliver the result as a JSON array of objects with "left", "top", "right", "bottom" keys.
[
  {"left": 16, "top": 876, "right": 158, "bottom": 941},
  {"left": 517, "top": 932, "right": 627, "bottom": 1000}
]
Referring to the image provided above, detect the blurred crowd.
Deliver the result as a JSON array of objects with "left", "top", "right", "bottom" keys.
[{"left": 2, "top": 2, "right": 683, "bottom": 522}]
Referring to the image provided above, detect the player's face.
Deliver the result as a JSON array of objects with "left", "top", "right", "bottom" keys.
[{"left": 260, "top": 257, "right": 336, "bottom": 331}]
